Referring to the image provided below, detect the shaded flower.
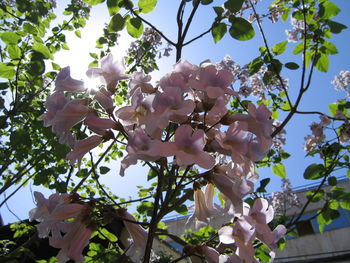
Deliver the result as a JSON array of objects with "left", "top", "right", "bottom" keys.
[
  {"left": 67, "top": 135, "right": 103, "bottom": 166},
  {"left": 55, "top": 67, "right": 86, "bottom": 93},
  {"left": 170, "top": 124, "right": 215, "bottom": 169},
  {"left": 86, "top": 53, "right": 129, "bottom": 91}
]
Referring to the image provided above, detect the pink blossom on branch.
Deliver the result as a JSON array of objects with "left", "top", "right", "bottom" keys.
[
  {"left": 170, "top": 124, "right": 215, "bottom": 169},
  {"left": 54, "top": 67, "right": 86, "bottom": 93},
  {"left": 67, "top": 135, "right": 104, "bottom": 166},
  {"left": 120, "top": 128, "right": 173, "bottom": 176},
  {"left": 86, "top": 53, "right": 129, "bottom": 92}
]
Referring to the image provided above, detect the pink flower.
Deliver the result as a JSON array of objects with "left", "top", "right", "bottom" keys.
[
  {"left": 29, "top": 192, "right": 85, "bottom": 246},
  {"left": 86, "top": 53, "right": 129, "bottom": 91},
  {"left": 232, "top": 103, "right": 273, "bottom": 153},
  {"left": 218, "top": 217, "right": 258, "bottom": 263},
  {"left": 55, "top": 67, "right": 86, "bottom": 93},
  {"left": 93, "top": 88, "right": 115, "bottom": 113},
  {"left": 67, "top": 135, "right": 104, "bottom": 166},
  {"left": 207, "top": 172, "right": 253, "bottom": 215},
  {"left": 189, "top": 63, "right": 236, "bottom": 99},
  {"left": 51, "top": 98, "right": 89, "bottom": 137},
  {"left": 40, "top": 92, "right": 68, "bottom": 127},
  {"left": 120, "top": 129, "right": 172, "bottom": 176},
  {"left": 118, "top": 209, "right": 149, "bottom": 262},
  {"left": 54, "top": 205, "right": 95, "bottom": 263},
  {"left": 84, "top": 110, "right": 117, "bottom": 135},
  {"left": 144, "top": 87, "right": 195, "bottom": 136},
  {"left": 198, "top": 245, "right": 220, "bottom": 263},
  {"left": 128, "top": 72, "right": 155, "bottom": 97},
  {"left": 170, "top": 124, "right": 215, "bottom": 169},
  {"left": 246, "top": 198, "right": 275, "bottom": 246},
  {"left": 115, "top": 89, "right": 153, "bottom": 129},
  {"left": 187, "top": 182, "right": 219, "bottom": 228}
]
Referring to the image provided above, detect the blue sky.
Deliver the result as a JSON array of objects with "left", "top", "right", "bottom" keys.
[{"left": 1, "top": 0, "right": 350, "bottom": 224}]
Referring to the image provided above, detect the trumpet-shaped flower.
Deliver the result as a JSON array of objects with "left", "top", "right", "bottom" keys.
[
  {"left": 55, "top": 67, "right": 86, "bottom": 93},
  {"left": 93, "top": 88, "right": 115, "bottom": 113},
  {"left": 128, "top": 72, "right": 155, "bottom": 97},
  {"left": 231, "top": 103, "right": 273, "bottom": 153},
  {"left": 67, "top": 135, "right": 103, "bottom": 166},
  {"left": 120, "top": 129, "right": 172, "bottom": 176},
  {"left": 84, "top": 110, "right": 117, "bottom": 135},
  {"left": 118, "top": 208, "right": 149, "bottom": 262},
  {"left": 86, "top": 53, "right": 129, "bottom": 91},
  {"left": 189, "top": 63, "right": 236, "bottom": 99},
  {"left": 51, "top": 98, "right": 89, "bottom": 137},
  {"left": 187, "top": 182, "right": 219, "bottom": 228},
  {"left": 170, "top": 124, "right": 215, "bottom": 169},
  {"left": 207, "top": 172, "right": 253, "bottom": 215}
]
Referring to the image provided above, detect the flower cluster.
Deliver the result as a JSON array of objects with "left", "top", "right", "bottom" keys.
[
  {"left": 304, "top": 115, "right": 331, "bottom": 152},
  {"left": 38, "top": 54, "right": 284, "bottom": 262},
  {"left": 285, "top": 17, "right": 306, "bottom": 43},
  {"left": 216, "top": 55, "right": 289, "bottom": 100},
  {"left": 332, "top": 70, "right": 350, "bottom": 98},
  {"left": 271, "top": 178, "right": 301, "bottom": 216},
  {"left": 29, "top": 192, "right": 95, "bottom": 263},
  {"left": 127, "top": 27, "right": 172, "bottom": 72},
  {"left": 187, "top": 198, "right": 286, "bottom": 263}
]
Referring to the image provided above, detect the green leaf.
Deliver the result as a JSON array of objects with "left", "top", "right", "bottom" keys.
[
  {"left": 7, "top": 45, "right": 22, "bottom": 59},
  {"left": 319, "top": 1, "right": 340, "bottom": 19},
  {"left": 306, "top": 189, "right": 324, "bottom": 202},
  {"left": 51, "top": 62, "right": 61, "bottom": 70},
  {"left": 211, "top": 23, "right": 227, "bottom": 43},
  {"left": 272, "top": 164, "right": 286, "bottom": 178},
  {"left": 293, "top": 43, "right": 304, "bottom": 55},
  {"left": 201, "top": 0, "right": 213, "bottom": 4},
  {"left": 303, "top": 163, "right": 324, "bottom": 180},
  {"left": 327, "top": 176, "right": 337, "bottom": 186},
  {"left": 126, "top": 17, "right": 144, "bottom": 38},
  {"left": 229, "top": 17, "right": 255, "bottom": 41},
  {"left": 99, "top": 166, "right": 110, "bottom": 174},
  {"left": 0, "top": 63, "right": 16, "bottom": 79},
  {"left": 340, "top": 200, "right": 350, "bottom": 210},
  {"left": 32, "top": 42, "right": 51, "bottom": 59},
  {"left": 322, "top": 41, "right": 338, "bottom": 55},
  {"left": 75, "top": 30, "right": 81, "bottom": 38},
  {"left": 138, "top": 0, "right": 157, "bottom": 14},
  {"left": 248, "top": 57, "right": 263, "bottom": 74},
  {"left": 213, "top": 6, "right": 224, "bottom": 16},
  {"left": 62, "top": 43, "right": 70, "bottom": 50},
  {"left": 280, "top": 101, "right": 292, "bottom": 111},
  {"left": 23, "top": 23, "right": 38, "bottom": 35},
  {"left": 272, "top": 41, "right": 287, "bottom": 55},
  {"left": 0, "top": 32, "right": 21, "bottom": 45},
  {"left": 285, "top": 62, "right": 299, "bottom": 70},
  {"left": 175, "top": 204, "right": 188, "bottom": 215},
  {"left": 108, "top": 13, "right": 125, "bottom": 32},
  {"left": 316, "top": 53, "right": 329, "bottom": 72},
  {"left": 82, "top": 0, "right": 105, "bottom": 5},
  {"left": 107, "top": 0, "right": 121, "bottom": 15},
  {"left": 256, "top": 178, "right": 270, "bottom": 193},
  {"left": 100, "top": 228, "right": 117, "bottom": 242},
  {"left": 28, "top": 53, "right": 46, "bottom": 75},
  {"left": 147, "top": 169, "right": 157, "bottom": 181},
  {"left": 326, "top": 20, "right": 347, "bottom": 34},
  {"left": 328, "top": 103, "right": 338, "bottom": 116},
  {"left": 224, "top": 0, "right": 244, "bottom": 13}
]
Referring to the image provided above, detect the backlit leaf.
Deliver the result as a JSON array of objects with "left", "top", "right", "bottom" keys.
[
  {"left": 229, "top": 17, "right": 255, "bottom": 41},
  {"left": 138, "top": 0, "right": 157, "bottom": 14},
  {"left": 212, "top": 23, "right": 227, "bottom": 43},
  {"left": 303, "top": 163, "right": 324, "bottom": 180}
]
